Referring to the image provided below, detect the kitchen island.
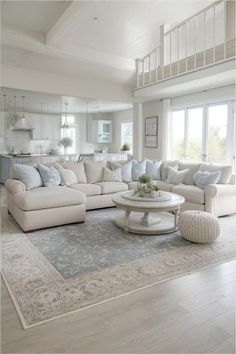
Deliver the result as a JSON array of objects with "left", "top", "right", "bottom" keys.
[{"left": 0, "top": 154, "right": 78, "bottom": 183}]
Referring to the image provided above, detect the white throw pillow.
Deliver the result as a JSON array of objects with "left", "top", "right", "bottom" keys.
[
  {"left": 166, "top": 166, "right": 190, "bottom": 185},
  {"left": 60, "top": 169, "right": 77, "bottom": 186},
  {"left": 161, "top": 160, "right": 179, "bottom": 181},
  {"left": 61, "top": 162, "right": 87, "bottom": 183},
  {"left": 103, "top": 167, "right": 122, "bottom": 182}
]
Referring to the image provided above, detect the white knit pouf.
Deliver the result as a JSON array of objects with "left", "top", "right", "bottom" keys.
[{"left": 178, "top": 210, "right": 220, "bottom": 243}]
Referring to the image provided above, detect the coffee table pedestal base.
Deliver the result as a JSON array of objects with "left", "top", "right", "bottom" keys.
[{"left": 114, "top": 212, "right": 178, "bottom": 235}]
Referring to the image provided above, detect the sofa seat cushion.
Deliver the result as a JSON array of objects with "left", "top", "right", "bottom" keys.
[
  {"left": 14, "top": 186, "right": 86, "bottom": 211},
  {"left": 128, "top": 181, "right": 138, "bottom": 190},
  {"left": 96, "top": 182, "right": 128, "bottom": 195},
  {"left": 172, "top": 185, "right": 205, "bottom": 204},
  {"left": 156, "top": 181, "right": 173, "bottom": 192},
  {"left": 69, "top": 183, "right": 101, "bottom": 196}
]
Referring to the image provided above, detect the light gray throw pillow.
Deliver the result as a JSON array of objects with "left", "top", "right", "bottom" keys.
[
  {"left": 166, "top": 166, "right": 190, "bottom": 185},
  {"left": 146, "top": 160, "right": 162, "bottom": 180},
  {"left": 193, "top": 170, "right": 221, "bottom": 189},
  {"left": 38, "top": 163, "right": 61, "bottom": 187},
  {"left": 103, "top": 167, "right": 122, "bottom": 182},
  {"left": 132, "top": 160, "right": 147, "bottom": 181},
  {"left": 13, "top": 164, "right": 43, "bottom": 190},
  {"left": 109, "top": 160, "right": 133, "bottom": 182}
]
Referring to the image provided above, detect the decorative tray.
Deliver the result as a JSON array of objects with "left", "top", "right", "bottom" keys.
[{"left": 122, "top": 191, "right": 171, "bottom": 202}]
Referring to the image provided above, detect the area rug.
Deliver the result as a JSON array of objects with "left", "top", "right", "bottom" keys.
[{"left": 1, "top": 203, "right": 236, "bottom": 329}]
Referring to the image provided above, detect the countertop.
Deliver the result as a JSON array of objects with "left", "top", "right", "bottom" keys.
[{"left": 0, "top": 154, "right": 77, "bottom": 159}]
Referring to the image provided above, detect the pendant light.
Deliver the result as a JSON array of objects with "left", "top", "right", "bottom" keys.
[
  {"left": 13, "top": 96, "right": 17, "bottom": 117},
  {"left": 14, "top": 95, "right": 32, "bottom": 130},
  {"left": 61, "top": 102, "right": 69, "bottom": 129}
]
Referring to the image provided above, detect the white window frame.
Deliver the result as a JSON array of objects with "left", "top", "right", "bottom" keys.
[
  {"left": 121, "top": 121, "right": 133, "bottom": 153},
  {"left": 170, "top": 99, "right": 235, "bottom": 167}
]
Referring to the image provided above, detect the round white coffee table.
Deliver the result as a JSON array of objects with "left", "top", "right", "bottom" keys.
[{"left": 112, "top": 191, "right": 185, "bottom": 235}]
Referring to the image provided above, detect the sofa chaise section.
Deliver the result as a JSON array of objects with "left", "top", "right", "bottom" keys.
[{"left": 6, "top": 179, "right": 86, "bottom": 232}]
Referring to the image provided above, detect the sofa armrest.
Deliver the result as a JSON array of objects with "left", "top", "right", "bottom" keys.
[
  {"left": 205, "top": 184, "right": 236, "bottom": 216},
  {"left": 5, "top": 179, "right": 26, "bottom": 194},
  {"left": 205, "top": 184, "right": 236, "bottom": 197}
]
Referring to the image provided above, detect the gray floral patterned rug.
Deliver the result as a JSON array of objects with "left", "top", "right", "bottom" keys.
[{"left": 1, "top": 197, "right": 236, "bottom": 328}]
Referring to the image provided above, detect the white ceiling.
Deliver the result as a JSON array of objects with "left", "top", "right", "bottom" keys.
[
  {"left": 1, "top": 1, "right": 71, "bottom": 33},
  {"left": 65, "top": 0, "right": 214, "bottom": 59},
  {"left": 1, "top": 0, "right": 215, "bottom": 86},
  {"left": 0, "top": 87, "right": 133, "bottom": 115}
]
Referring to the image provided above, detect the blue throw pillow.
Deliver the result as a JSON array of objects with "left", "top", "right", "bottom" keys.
[
  {"left": 193, "top": 170, "right": 221, "bottom": 189},
  {"left": 13, "top": 164, "right": 43, "bottom": 190},
  {"left": 146, "top": 160, "right": 162, "bottom": 180},
  {"left": 38, "top": 163, "right": 61, "bottom": 187},
  {"left": 132, "top": 160, "right": 147, "bottom": 181}
]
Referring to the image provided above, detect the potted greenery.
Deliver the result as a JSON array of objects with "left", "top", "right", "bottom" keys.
[
  {"left": 121, "top": 142, "right": 130, "bottom": 152},
  {"left": 58, "top": 137, "right": 73, "bottom": 155},
  {"left": 136, "top": 174, "right": 160, "bottom": 198}
]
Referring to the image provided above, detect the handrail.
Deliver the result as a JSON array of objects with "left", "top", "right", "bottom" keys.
[
  {"left": 135, "top": 0, "right": 235, "bottom": 89},
  {"left": 165, "top": 0, "right": 223, "bottom": 35}
]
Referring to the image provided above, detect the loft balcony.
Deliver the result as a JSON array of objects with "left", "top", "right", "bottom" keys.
[{"left": 134, "top": 0, "right": 235, "bottom": 98}]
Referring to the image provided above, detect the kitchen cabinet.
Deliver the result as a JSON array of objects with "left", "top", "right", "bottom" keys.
[
  {"left": 0, "top": 112, "right": 6, "bottom": 136},
  {"left": 88, "top": 120, "right": 113, "bottom": 143},
  {"left": 29, "top": 114, "right": 61, "bottom": 140}
]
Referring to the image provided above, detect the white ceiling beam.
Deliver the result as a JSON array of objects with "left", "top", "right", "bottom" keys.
[
  {"left": 1, "top": 25, "right": 135, "bottom": 72},
  {"left": 46, "top": 1, "right": 86, "bottom": 46}
]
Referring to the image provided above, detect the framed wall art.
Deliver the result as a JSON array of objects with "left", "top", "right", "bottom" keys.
[{"left": 145, "top": 116, "right": 158, "bottom": 148}]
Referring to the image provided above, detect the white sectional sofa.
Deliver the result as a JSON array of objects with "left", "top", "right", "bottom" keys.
[{"left": 5, "top": 159, "right": 236, "bottom": 232}]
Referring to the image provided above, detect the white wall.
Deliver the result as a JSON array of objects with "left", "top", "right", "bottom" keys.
[
  {"left": 171, "top": 85, "right": 235, "bottom": 108},
  {"left": 2, "top": 65, "right": 134, "bottom": 103},
  {"left": 109, "top": 109, "right": 133, "bottom": 153},
  {"left": 142, "top": 99, "right": 163, "bottom": 160}
]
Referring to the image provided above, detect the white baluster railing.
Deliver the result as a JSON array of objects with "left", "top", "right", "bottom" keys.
[{"left": 135, "top": 0, "right": 235, "bottom": 89}]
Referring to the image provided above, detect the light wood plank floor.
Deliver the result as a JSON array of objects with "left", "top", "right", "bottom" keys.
[{"left": 1, "top": 259, "right": 235, "bottom": 354}]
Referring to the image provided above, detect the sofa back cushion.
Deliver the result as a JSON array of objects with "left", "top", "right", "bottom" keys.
[
  {"left": 199, "top": 163, "right": 232, "bottom": 184},
  {"left": 61, "top": 162, "right": 87, "bottom": 183},
  {"left": 38, "top": 163, "right": 61, "bottom": 187},
  {"left": 179, "top": 162, "right": 201, "bottom": 185},
  {"left": 13, "top": 164, "right": 43, "bottom": 190},
  {"left": 84, "top": 160, "right": 107, "bottom": 183},
  {"left": 161, "top": 160, "right": 179, "bottom": 181}
]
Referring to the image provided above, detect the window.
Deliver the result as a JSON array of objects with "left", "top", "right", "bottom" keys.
[
  {"left": 61, "top": 115, "right": 76, "bottom": 154},
  {"left": 121, "top": 122, "right": 133, "bottom": 152},
  {"left": 170, "top": 100, "right": 235, "bottom": 166}
]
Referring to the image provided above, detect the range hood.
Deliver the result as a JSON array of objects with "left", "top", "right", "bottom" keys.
[{"left": 13, "top": 115, "right": 33, "bottom": 131}]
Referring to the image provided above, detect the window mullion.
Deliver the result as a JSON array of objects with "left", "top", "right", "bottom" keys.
[
  {"left": 184, "top": 108, "right": 188, "bottom": 160},
  {"left": 202, "top": 104, "right": 208, "bottom": 162}
]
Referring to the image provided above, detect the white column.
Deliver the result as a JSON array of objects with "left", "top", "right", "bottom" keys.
[
  {"left": 133, "top": 103, "right": 143, "bottom": 161},
  {"left": 162, "top": 99, "right": 171, "bottom": 160}
]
